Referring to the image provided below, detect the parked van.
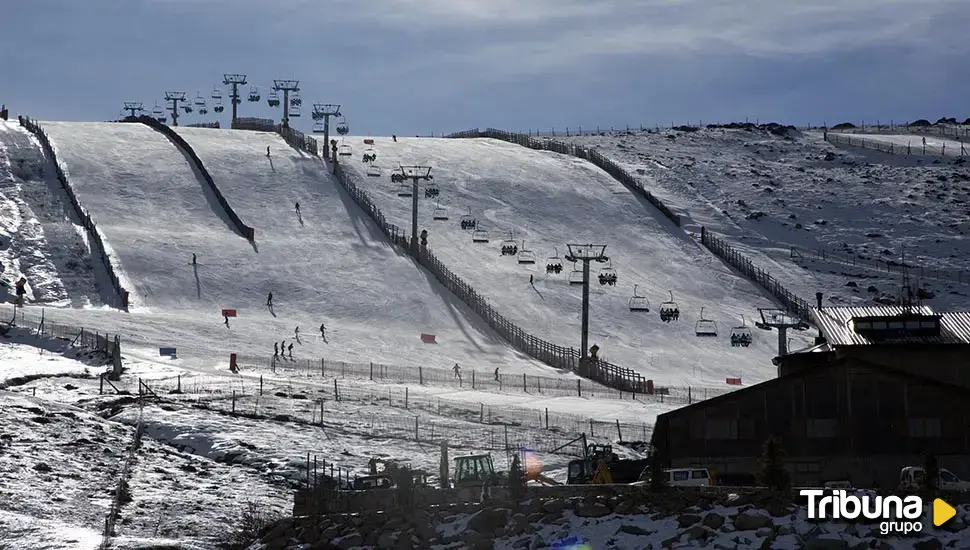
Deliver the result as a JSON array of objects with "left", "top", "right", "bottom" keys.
[
  {"left": 632, "top": 467, "right": 712, "bottom": 487},
  {"left": 899, "top": 466, "right": 970, "bottom": 492}
]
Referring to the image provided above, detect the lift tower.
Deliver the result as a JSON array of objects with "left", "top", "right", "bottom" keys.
[
  {"left": 164, "top": 91, "right": 187, "bottom": 126},
  {"left": 755, "top": 308, "right": 810, "bottom": 357},
  {"left": 222, "top": 74, "right": 248, "bottom": 125},
  {"left": 122, "top": 102, "right": 144, "bottom": 119},
  {"left": 564, "top": 244, "right": 610, "bottom": 366},
  {"left": 397, "top": 165, "right": 434, "bottom": 253},
  {"left": 272, "top": 80, "right": 300, "bottom": 128},
  {"left": 311, "top": 103, "right": 341, "bottom": 161}
]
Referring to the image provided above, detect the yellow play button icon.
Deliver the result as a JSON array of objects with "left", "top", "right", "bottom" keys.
[{"left": 933, "top": 498, "right": 957, "bottom": 526}]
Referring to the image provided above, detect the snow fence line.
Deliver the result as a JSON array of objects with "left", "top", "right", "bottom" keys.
[
  {"left": 445, "top": 128, "right": 814, "bottom": 325},
  {"left": 328, "top": 159, "right": 653, "bottom": 396},
  {"left": 18, "top": 116, "right": 131, "bottom": 310},
  {"left": 129, "top": 115, "right": 256, "bottom": 242},
  {"left": 825, "top": 131, "right": 967, "bottom": 157}
]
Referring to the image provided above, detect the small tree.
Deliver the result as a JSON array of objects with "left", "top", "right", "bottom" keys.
[
  {"left": 923, "top": 453, "right": 940, "bottom": 492},
  {"left": 758, "top": 435, "right": 791, "bottom": 491},
  {"left": 508, "top": 453, "right": 526, "bottom": 503}
]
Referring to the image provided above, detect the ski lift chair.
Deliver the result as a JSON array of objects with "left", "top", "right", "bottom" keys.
[
  {"left": 568, "top": 261, "right": 584, "bottom": 285},
  {"left": 396, "top": 182, "right": 412, "bottom": 197},
  {"left": 336, "top": 118, "right": 349, "bottom": 135},
  {"left": 290, "top": 93, "right": 302, "bottom": 107},
  {"left": 199, "top": 106, "right": 208, "bottom": 115},
  {"left": 194, "top": 93, "right": 206, "bottom": 108},
  {"left": 362, "top": 148, "right": 377, "bottom": 163},
  {"left": 545, "top": 248, "right": 563, "bottom": 274},
  {"left": 460, "top": 209, "right": 476, "bottom": 230},
  {"left": 312, "top": 120, "right": 325, "bottom": 133},
  {"left": 424, "top": 182, "right": 439, "bottom": 199},
  {"left": 183, "top": 104, "right": 193, "bottom": 114},
  {"left": 366, "top": 163, "right": 382, "bottom": 177},
  {"left": 248, "top": 86, "right": 260, "bottom": 102},
  {"left": 500, "top": 232, "right": 518, "bottom": 256},
  {"left": 432, "top": 201, "right": 448, "bottom": 220},
  {"left": 290, "top": 105, "right": 302, "bottom": 117},
  {"left": 730, "top": 315, "right": 753, "bottom": 348},
  {"left": 695, "top": 307, "right": 718, "bottom": 337},
  {"left": 472, "top": 227, "right": 489, "bottom": 243},
  {"left": 659, "top": 290, "right": 680, "bottom": 322},
  {"left": 628, "top": 284, "right": 650, "bottom": 312},
  {"left": 151, "top": 104, "right": 164, "bottom": 119},
  {"left": 518, "top": 241, "right": 536, "bottom": 264},
  {"left": 597, "top": 259, "right": 618, "bottom": 286},
  {"left": 157, "top": 115, "right": 167, "bottom": 124},
  {"left": 267, "top": 91, "right": 280, "bottom": 107},
  {"left": 338, "top": 143, "right": 352, "bottom": 156},
  {"left": 211, "top": 87, "right": 222, "bottom": 100}
]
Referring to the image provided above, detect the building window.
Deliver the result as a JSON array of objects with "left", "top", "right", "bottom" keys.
[
  {"left": 704, "top": 418, "right": 737, "bottom": 439},
  {"left": 794, "top": 462, "right": 822, "bottom": 473},
  {"left": 806, "top": 418, "right": 838, "bottom": 438},
  {"left": 908, "top": 418, "right": 942, "bottom": 438}
]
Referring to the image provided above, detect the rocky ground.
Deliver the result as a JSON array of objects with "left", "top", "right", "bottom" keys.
[{"left": 242, "top": 489, "right": 969, "bottom": 550}]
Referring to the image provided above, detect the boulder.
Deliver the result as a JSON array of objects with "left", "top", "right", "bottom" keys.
[
  {"left": 542, "top": 499, "right": 565, "bottom": 515},
  {"left": 677, "top": 513, "right": 702, "bottom": 528},
  {"left": 576, "top": 501, "right": 611, "bottom": 518},
  {"left": 733, "top": 511, "right": 772, "bottom": 531},
  {"left": 468, "top": 508, "right": 510, "bottom": 537},
  {"left": 804, "top": 538, "right": 849, "bottom": 550},
  {"left": 702, "top": 512, "right": 725, "bottom": 529},
  {"left": 617, "top": 524, "right": 653, "bottom": 536},
  {"left": 913, "top": 539, "right": 943, "bottom": 550}
]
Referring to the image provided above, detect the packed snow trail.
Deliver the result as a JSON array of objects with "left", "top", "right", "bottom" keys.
[
  {"left": 172, "top": 126, "right": 554, "bottom": 374},
  {"left": 342, "top": 136, "right": 813, "bottom": 386}
]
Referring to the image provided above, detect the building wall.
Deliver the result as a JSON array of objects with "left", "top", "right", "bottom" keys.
[
  {"left": 657, "top": 360, "right": 970, "bottom": 488},
  {"left": 836, "top": 347, "right": 970, "bottom": 390}
]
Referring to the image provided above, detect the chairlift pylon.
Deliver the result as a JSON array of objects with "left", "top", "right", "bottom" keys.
[
  {"left": 695, "top": 307, "right": 718, "bottom": 337},
  {"left": 730, "top": 315, "right": 753, "bottom": 348},
  {"left": 659, "top": 290, "right": 680, "bottom": 322},
  {"left": 432, "top": 201, "right": 448, "bottom": 220},
  {"left": 628, "top": 284, "right": 650, "bottom": 312},
  {"left": 518, "top": 240, "right": 536, "bottom": 264},
  {"left": 545, "top": 247, "right": 563, "bottom": 274},
  {"left": 568, "top": 261, "right": 584, "bottom": 285}
]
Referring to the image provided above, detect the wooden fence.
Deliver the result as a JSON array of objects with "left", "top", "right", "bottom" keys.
[
  {"left": 279, "top": 125, "right": 319, "bottom": 155},
  {"left": 700, "top": 228, "right": 812, "bottom": 322},
  {"left": 446, "top": 128, "right": 681, "bottom": 227},
  {"left": 829, "top": 123, "right": 970, "bottom": 141},
  {"left": 327, "top": 157, "right": 652, "bottom": 394},
  {"left": 790, "top": 244, "right": 970, "bottom": 286},
  {"left": 131, "top": 115, "right": 256, "bottom": 241},
  {"left": 100, "top": 402, "right": 145, "bottom": 545},
  {"left": 825, "top": 131, "right": 967, "bottom": 157},
  {"left": 19, "top": 116, "right": 131, "bottom": 309}
]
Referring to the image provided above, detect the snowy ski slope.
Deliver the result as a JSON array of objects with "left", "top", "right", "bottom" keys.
[
  {"left": 169, "top": 126, "right": 552, "bottom": 373},
  {"left": 36, "top": 121, "right": 550, "bottom": 374},
  {"left": 340, "top": 136, "right": 811, "bottom": 386}
]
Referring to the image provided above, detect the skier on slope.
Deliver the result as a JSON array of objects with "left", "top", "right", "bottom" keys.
[
  {"left": 266, "top": 292, "right": 273, "bottom": 307},
  {"left": 320, "top": 323, "right": 326, "bottom": 339},
  {"left": 224, "top": 314, "right": 230, "bottom": 328},
  {"left": 266, "top": 145, "right": 271, "bottom": 157},
  {"left": 274, "top": 342, "right": 279, "bottom": 357},
  {"left": 453, "top": 363, "right": 461, "bottom": 380},
  {"left": 192, "top": 253, "right": 197, "bottom": 266},
  {"left": 295, "top": 202, "right": 300, "bottom": 214},
  {"left": 529, "top": 274, "right": 533, "bottom": 285},
  {"left": 287, "top": 342, "right": 294, "bottom": 358},
  {"left": 295, "top": 326, "right": 300, "bottom": 338},
  {"left": 494, "top": 367, "right": 500, "bottom": 381}
]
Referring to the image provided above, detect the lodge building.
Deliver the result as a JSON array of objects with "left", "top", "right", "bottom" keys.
[{"left": 651, "top": 300, "right": 970, "bottom": 488}]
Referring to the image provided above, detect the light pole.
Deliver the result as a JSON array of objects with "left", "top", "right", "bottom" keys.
[
  {"left": 399, "top": 165, "right": 433, "bottom": 253},
  {"left": 564, "top": 244, "right": 609, "bottom": 363}
]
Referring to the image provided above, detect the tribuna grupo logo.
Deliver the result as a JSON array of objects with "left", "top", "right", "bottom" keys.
[{"left": 800, "top": 489, "right": 924, "bottom": 535}]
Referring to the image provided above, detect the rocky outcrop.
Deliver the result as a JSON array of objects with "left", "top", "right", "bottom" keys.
[{"left": 244, "top": 489, "right": 967, "bottom": 550}]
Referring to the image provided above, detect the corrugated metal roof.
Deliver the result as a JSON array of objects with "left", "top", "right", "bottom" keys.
[{"left": 811, "top": 306, "right": 970, "bottom": 346}]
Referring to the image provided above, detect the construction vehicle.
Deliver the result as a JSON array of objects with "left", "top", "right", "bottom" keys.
[
  {"left": 566, "top": 442, "right": 649, "bottom": 485},
  {"left": 353, "top": 457, "right": 430, "bottom": 490},
  {"left": 453, "top": 453, "right": 506, "bottom": 487}
]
